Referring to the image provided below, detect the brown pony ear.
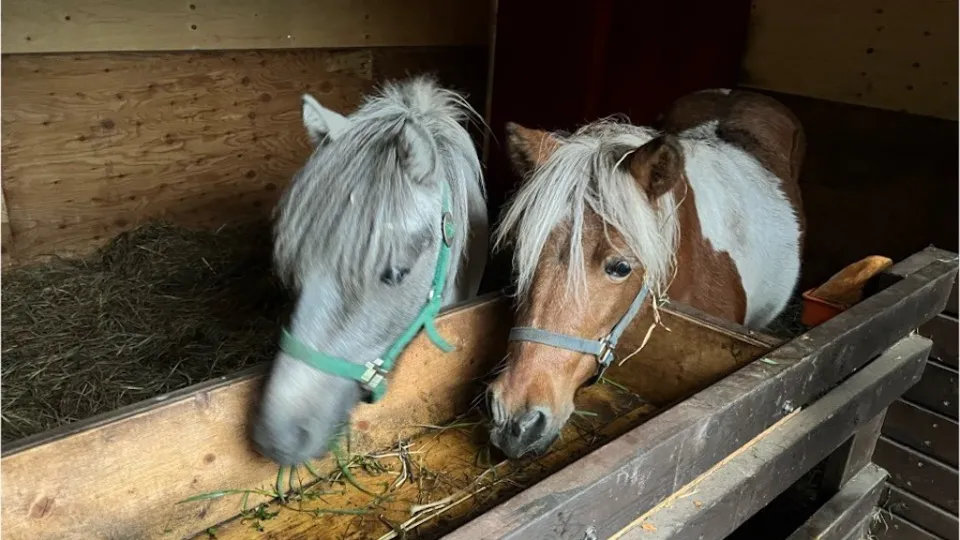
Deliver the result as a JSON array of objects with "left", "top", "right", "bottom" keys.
[
  {"left": 505, "top": 122, "right": 560, "bottom": 179},
  {"left": 626, "top": 134, "right": 685, "bottom": 200}
]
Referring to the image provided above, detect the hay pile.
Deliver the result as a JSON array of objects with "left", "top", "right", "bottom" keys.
[
  {"left": 2, "top": 222, "right": 292, "bottom": 443},
  {"left": 766, "top": 295, "right": 808, "bottom": 340}
]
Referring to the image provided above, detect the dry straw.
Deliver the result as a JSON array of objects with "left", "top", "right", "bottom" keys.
[{"left": 2, "top": 222, "right": 292, "bottom": 442}]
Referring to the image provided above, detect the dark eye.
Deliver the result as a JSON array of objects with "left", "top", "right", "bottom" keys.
[
  {"left": 380, "top": 267, "right": 410, "bottom": 286},
  {"left": 605, "top": 259, "right": 632, "bottom": 279}
]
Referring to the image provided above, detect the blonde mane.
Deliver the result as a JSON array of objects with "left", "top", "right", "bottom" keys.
[{"left": 495, "top": 120, "right": 681, "bottom": 301}]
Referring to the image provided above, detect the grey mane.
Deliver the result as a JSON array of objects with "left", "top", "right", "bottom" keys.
[{"left": 273, "top": 77, "right": 485, "bottom": 292}]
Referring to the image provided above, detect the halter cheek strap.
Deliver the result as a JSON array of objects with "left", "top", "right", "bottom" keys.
[
  {"left": 278, "top": 187, "right": 456, "bottom": 403},
  {"left": 508, "top": 282, "right": 650, "bottom": 385}
]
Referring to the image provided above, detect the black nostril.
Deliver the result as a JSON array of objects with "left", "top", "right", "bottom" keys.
[
  {"left": 519, "top": 409, "right": 546, "bottom": 432},
  {"left": 510, "top": 409, "right": 547, "bottom": 437},
  {"left": 296, "top": 425, "right": 312, "bottom": 448}
]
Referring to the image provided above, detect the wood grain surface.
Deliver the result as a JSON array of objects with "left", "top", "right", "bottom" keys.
[
  {"left": 1, "top": 46, "right": 488, "bottom": 265},
  {"left": 2, "top": 0, "right": 491, "bottom": 53},
  {"left": 742, "top": 0, "right": 957, "bottom": 119}
]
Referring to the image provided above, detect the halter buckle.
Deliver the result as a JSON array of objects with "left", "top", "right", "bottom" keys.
[
  {"left": 441, "top": 211, "right": 454, "bottom": 247},
  {"left": 359, "top": 358, "right": 388, "bottom": 394},
  {"left": 589, "top": 339, "right": 616, "bottom": 385}
]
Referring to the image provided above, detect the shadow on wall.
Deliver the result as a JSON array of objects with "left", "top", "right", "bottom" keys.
[{"left": 767, "top": 91, "right": 959, "bottom": 291}]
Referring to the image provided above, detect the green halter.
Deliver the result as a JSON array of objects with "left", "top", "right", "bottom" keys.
[{"left": 278, "top": 186, "right": 456, "bottom": 403}]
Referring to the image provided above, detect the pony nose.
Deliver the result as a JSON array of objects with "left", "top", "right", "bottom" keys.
[
  {"left": 251, "top": 416, "right": 315, "bottom": 466},
  {"left": 489, "top": 406, "right": 556, "bottom": 459},
  {"left": 510, "top": 409, "right": 547, "bottom": 437}
]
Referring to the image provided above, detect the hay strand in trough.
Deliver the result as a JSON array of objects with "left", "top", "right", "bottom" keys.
[{"left": 1, "top": 221, "right": 291, "bottom": 443}]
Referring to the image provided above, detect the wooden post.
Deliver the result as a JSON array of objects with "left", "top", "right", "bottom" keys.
[{"left": 822, "top": 410, "right": 887, "bottom": 491}]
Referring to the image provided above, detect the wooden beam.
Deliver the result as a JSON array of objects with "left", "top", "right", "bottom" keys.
[
  {"left": 444, "top": 256, "right": 959, "bottom": 540},
  {"left": 2, "top": 0, "right": 490, "bottom": 54},
  {"left": 741, "top": 0, "right": 958, "bottom": 120},
  {"left": 0, "top": 46, "right": 488, "bottom": 266},
  {"left": 882, "top": 399, "right": 958, "bottom": 468},
  {"left": 787, "top": 464, "right": 888, "bottom": 540},
  {"left": 874, "top": 436, "right": 959, "bottom": 515},
  {"left": 612, "top": 336, "right": 928, "bottom": 540},
  {"left": 842, "top": 516, "right": 874, "bottom": 540},
  {"left": 886, "top": 485, "right": 959, "bottom": 540}
]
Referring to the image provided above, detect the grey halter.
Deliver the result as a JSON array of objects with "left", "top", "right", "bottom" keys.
[{"left": 508, "top": 282, "right": 651, "bottom": 385}]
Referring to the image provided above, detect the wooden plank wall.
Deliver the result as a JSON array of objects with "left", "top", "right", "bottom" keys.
[
  {"left": 873, "top": 287, "right": 959, "bottom": 539},
  {"left": 2, "top": 0, "right": 490, "bottom": 53},
  {"left": 1, "top": 1, "right": 491, "bottom": 266},
  {"left": 742, "top": 0, "right": 957, "bottom": 120},
  {"left": 759, "top": 91, "right": 959, "bottom": 292}
]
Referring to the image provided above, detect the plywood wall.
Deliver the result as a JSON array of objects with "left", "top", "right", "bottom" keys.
[
  {"left": 741, "top": 0, "right": 957, "bottom": 120},
  {"left": 1, "top": 47, "right": 488, "bottom": 264},
  {"left": 1, "top": 0, "right": 491, "bottom": 265},
  {"left": 3, "top": 0, "right": 489, "bottom": 53}
]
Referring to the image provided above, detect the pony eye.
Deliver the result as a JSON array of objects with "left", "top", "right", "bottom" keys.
[
  {"left": 605, "top": 260, "right": 632, "bottom": 279},
  {"left": 380, "top": 267, "right": 410, "bottom": 286}
]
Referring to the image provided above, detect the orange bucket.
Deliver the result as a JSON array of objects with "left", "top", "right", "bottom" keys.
[
  {"left": 800, "top": 289, "right": 848, "bottom": 327},
  {"left": 799, "top": 255, "right": 894, "bottom": 327}
]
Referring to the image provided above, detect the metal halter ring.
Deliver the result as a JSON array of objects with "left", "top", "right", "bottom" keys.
[{"left": 441, "top": 211, "right": 454, "bottom": 247}]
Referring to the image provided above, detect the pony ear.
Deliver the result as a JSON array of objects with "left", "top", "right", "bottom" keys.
[
  {"left": 505, "top": 122, "right": 560, "bottom": 179},
  {"left": 625, "top": 134, "right": 685, "bottom": 200},
  {"left": 397, "top": 120, "right": 439, "bottom": 183},
  {"left": 302, "top": 94, "right": 349, "bottom": 144}
]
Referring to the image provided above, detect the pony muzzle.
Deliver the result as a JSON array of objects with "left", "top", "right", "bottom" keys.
[
  {"left": 485, "top": 385, "right": 569, "bottom": 459},
  {"left": 488, "top": 405, "right": 561, "bottom": 459}
]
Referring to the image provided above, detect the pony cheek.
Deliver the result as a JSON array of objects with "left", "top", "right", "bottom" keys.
[{"left": 571, "top": 353, "right": 600, "bottom": 389}]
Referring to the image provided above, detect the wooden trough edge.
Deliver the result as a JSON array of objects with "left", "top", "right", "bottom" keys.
[
  {"left": 1, "top": 291, "right": 497, "bottom": 456},
  {"left": 615, "top": 336, "right": 928, "bottom": 540},
  {"left": 1, "top": 292, "right": 509, "bottom": 540},
  {"left": 443, "top": 256, "right": 959, "bottom": 540},
  {"left": 0, "top": 291, "right": 769, "bottom": 540}
]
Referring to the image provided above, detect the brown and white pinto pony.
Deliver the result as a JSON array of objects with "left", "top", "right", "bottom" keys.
[{"left": 487, "top": 89, "right": 806, "bottom": 459}]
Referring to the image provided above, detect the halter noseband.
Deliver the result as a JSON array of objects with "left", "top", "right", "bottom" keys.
[
  {"left": 278, "top": 186, "right": 456, "bottom": 403},
  {"left": 508, "top": 282, "right": 651, "bottom": 385}
]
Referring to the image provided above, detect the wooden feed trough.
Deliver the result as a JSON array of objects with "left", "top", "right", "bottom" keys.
[
  {"left": 1, "top": 247, "right": 956, "bottom": 540},
  {"left": 2, "top": 2, "right": 957, "bottom": 538}
]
